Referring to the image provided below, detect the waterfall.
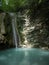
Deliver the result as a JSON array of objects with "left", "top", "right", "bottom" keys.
[{"left": 9, "top": 13, "right": 17, "bottom": 47}]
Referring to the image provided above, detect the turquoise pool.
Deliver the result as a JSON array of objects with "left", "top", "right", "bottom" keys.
[{"left": 0, "top": 48, "right": 49, "bottom": 65}]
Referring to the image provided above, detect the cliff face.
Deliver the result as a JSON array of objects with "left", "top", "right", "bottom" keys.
[{"left": 0, "top": 13, "right": 19, "bottom": 49}]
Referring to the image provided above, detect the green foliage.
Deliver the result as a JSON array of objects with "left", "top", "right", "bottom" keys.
[{"left": 2, "top": 0, "right": 28, "bottom": 12}]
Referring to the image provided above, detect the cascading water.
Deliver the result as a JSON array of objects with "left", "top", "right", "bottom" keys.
[{"left": 9, "top": 13, "right": 17, "bottom": 48}]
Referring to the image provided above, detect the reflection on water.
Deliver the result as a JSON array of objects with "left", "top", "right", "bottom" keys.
[
  {"left": 0, "top": 48, "right": 49, "bottom": 65},
  {"left": 0, "top": 55, "right": 7, "bottom": 60},
  {"left": 25, "top": 51, "right": 28, "bottom": 56},
  {"left": 19, "top": 48, "right": 30, "bottom": 65},
  {"left": 40, "top": 51, "right": 49, "bottom": 56},
  {"left": 8, "top": 54, "right": 12, "bottom": 57},
  {"left": 20, "top": 60, "right": 30, "bottom": 65}
]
